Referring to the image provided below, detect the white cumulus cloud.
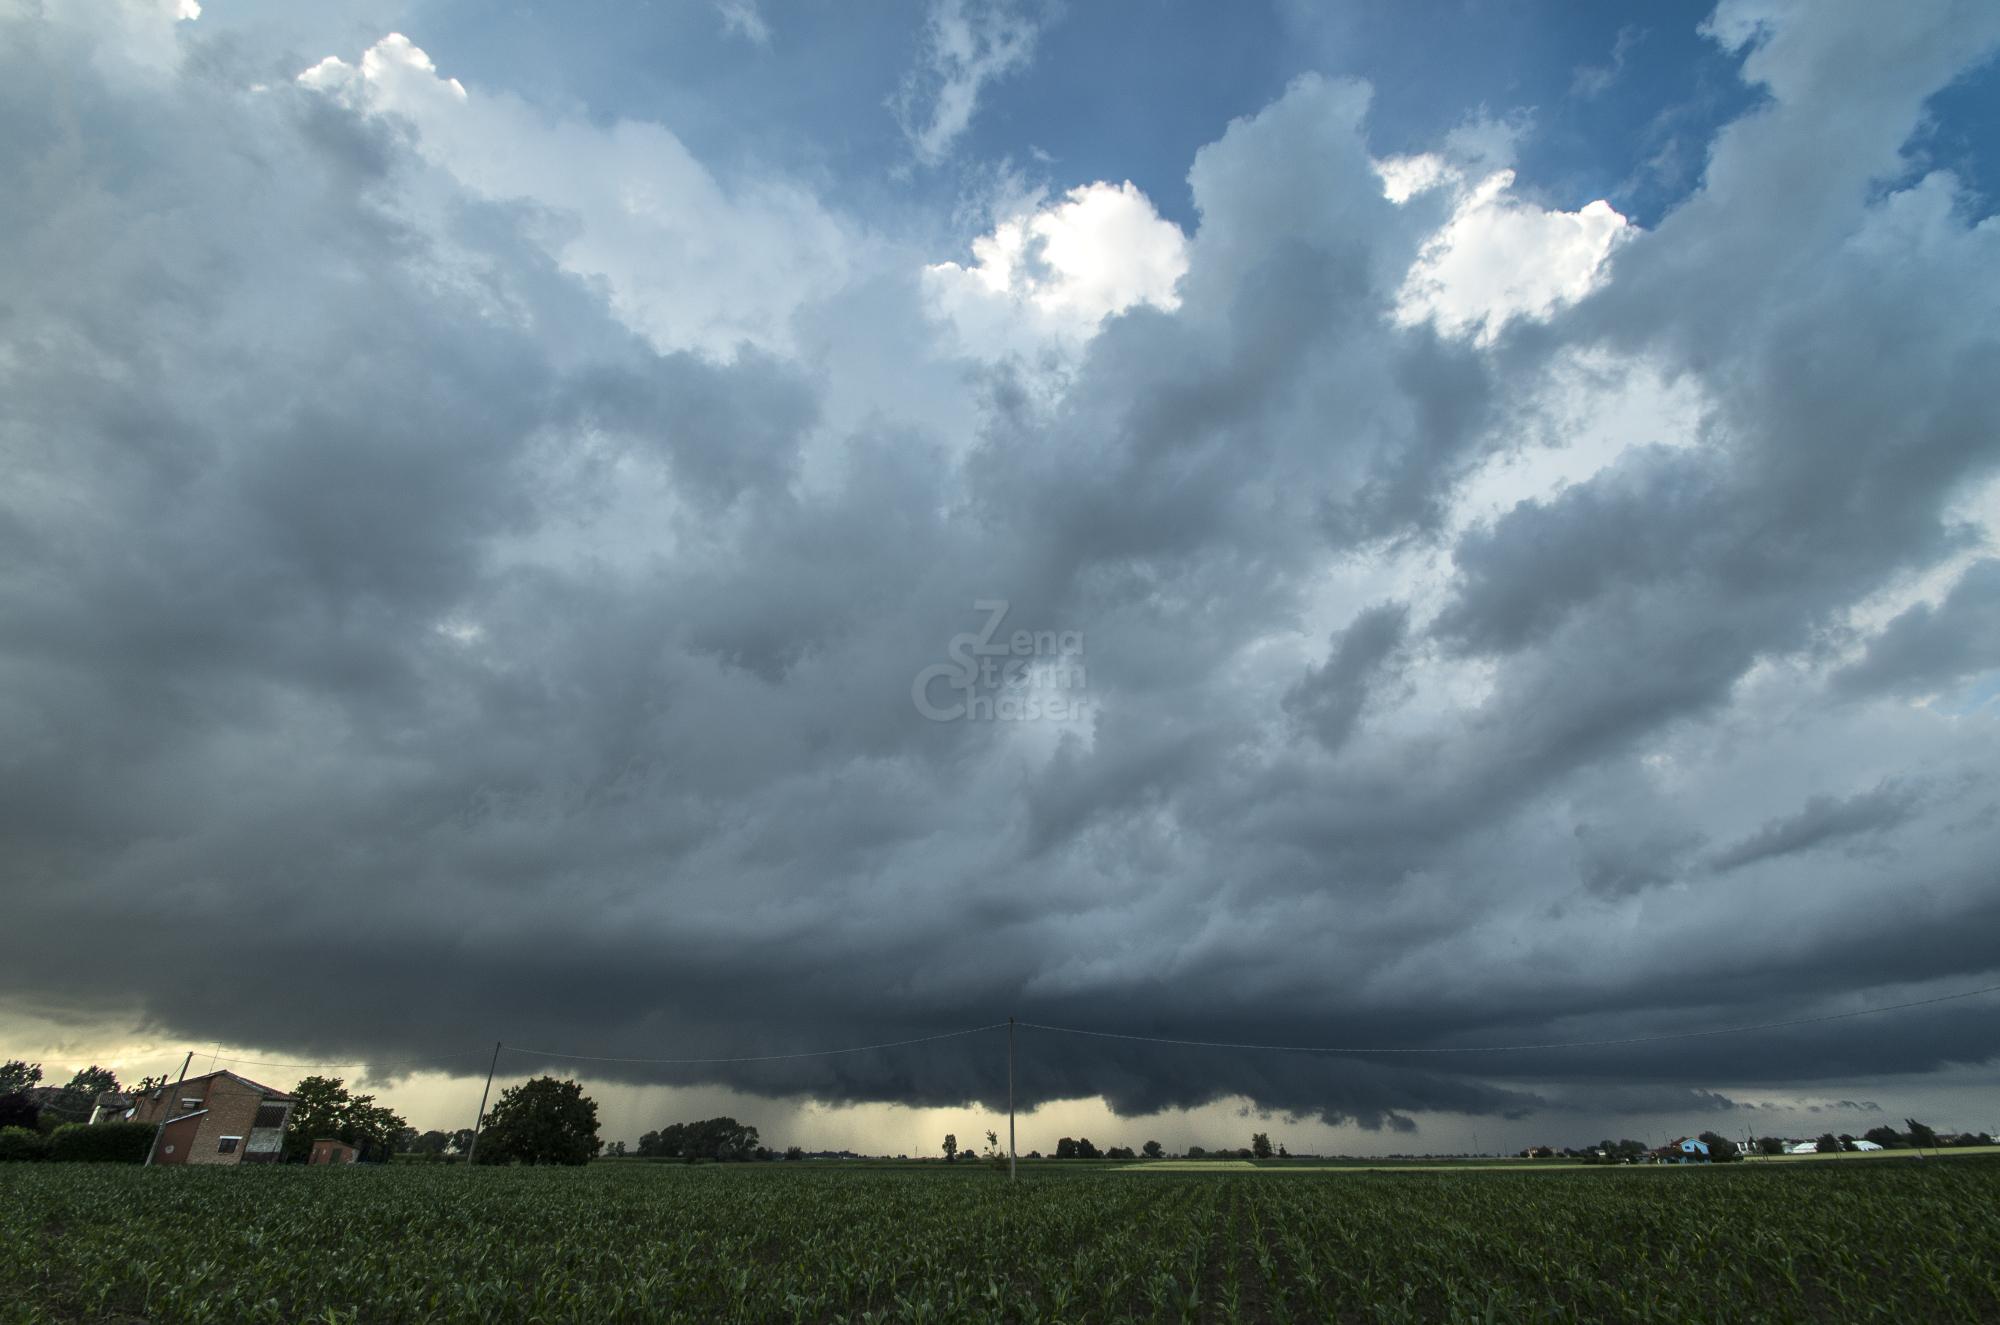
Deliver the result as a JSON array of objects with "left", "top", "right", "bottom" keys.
[
  {"left": 923, "top": 180, "right": 1188, "bottom": 359},
  {"left": 1392, "top": 166, "right": 1633, "bottom": 343}
]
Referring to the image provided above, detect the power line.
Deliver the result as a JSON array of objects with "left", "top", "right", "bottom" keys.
[
  {"left": 502, "top": 1022, "right": 1009, "bottom": 1066},
  {"left": 1018, "top": 980, "right": 2000, "bottom": 1056}
]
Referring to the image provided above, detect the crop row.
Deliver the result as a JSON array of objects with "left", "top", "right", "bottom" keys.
[{"left": 3, "top": 1158, "right": 1995, "bottom": 1322}]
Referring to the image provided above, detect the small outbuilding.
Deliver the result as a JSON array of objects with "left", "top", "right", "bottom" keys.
[{"left": 309, "top": 1138, "right": 359, "bottom": 1165}]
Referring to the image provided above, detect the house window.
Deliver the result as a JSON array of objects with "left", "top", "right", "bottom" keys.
[
  {"left": 253, "top": 1103, "right": 289, "bottom": 1129},
  {"left": 180, "top": 1098, "right": 202, "bottom": 1112},
  {"left": 217, "top": 1137, "right": 241, "bottom": 1155}
]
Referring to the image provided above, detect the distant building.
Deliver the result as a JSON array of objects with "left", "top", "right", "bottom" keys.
[
  {"left": 1652, "top": 1137, "right": 1711, "bottom": 1164},
  {"left": 125, "top": 1071, "right": 293, "bottom": 1166},
  {"left": 309, "top": 1138, "right": 359, "bottom": 1165},
  {"left": 88, "top": 1091, "right": 136, "bottom": 1125}
]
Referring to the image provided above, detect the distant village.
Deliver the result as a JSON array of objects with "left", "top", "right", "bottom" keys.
[
  {"left": 4, "top": 1058, "right": 1993, "bottom": 1169},
  {"left": 1511, "top": 1124, "right": 1995, "bottom": 1164}
]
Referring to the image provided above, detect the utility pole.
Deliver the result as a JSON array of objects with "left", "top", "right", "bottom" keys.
[
  {"left": 1007, "top": 1017, "right": 1016, "bottom": 1184},
  {"left": 465, "top": 1041, "right": 501, "bottom": 1167},
  {"left": 144, "top": 1051, "right": 193, "bottom": 1167}
]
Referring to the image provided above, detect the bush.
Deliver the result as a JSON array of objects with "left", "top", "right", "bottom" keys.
[
  {"left": 0, "top": 1126, "right": 48, "bottom": 1162},
  {"left": 49, "top": 1122, "right": 156, "bottom": 1164}
]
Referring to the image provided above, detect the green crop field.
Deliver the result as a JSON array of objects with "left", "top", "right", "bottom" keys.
[{"left": 5, "top": 1157, "right": 1996, "bottom": 1323}]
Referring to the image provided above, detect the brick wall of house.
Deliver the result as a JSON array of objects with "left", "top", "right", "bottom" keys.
[{"left": 186, "top": 1077, "right": 267, "bottom": 1166}]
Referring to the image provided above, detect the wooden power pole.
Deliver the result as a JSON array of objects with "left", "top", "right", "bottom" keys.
[
  {"left": 144, "top": 1051, "right": 193, "bottom": 1167},
  {"left": 465, "top": 1041, "right": 501, "bottom": 1167},
  {"left": 1007, "top": 1017, "right": 1017, "bottom": 1184}
]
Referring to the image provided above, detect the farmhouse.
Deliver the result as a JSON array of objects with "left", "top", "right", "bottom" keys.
[
  {"left": 124, "top": 1071, "right": 294, "bottom": 1166},
  {"left": 1651, "top": 1137, "right": 1710, "bottom": 1163}
]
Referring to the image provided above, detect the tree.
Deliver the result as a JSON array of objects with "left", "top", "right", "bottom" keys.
[
  {"left": 1054, "top": 1137, "right": 1078, "bottom": 1160},
  {"left": 784, "top": 1145, "right": 805, "bottom": 1161},
  {"left": 1756, "top": 1136, "right": 1785, "bottom": 1156},
  {"left": 477, "top": 1076, "right": 600, "bottom": 1166},
  {"left": 64, "top": 1066, "right": 120, "bottom": 1096},
  {"left": 942, "top": 1133, "right": 958, "bottom": 1163},
  {"left": 1185, "top": 1145, "right": 1206, "bottom": 1158},
  {"left": 1141, "top": 1140, "right": 1163, "bottom": 1159},
  {"left": 1251, "top": 1132, "right": 1273, "bottom": 1160},
  {"left": 283, "top": 1076, "right": 409, "bottom": 1162},
  {"left": 0, "top": 1062, "right": 41, "bottom": 1095},
  {"left": 1105, "top": 1145, "right": 1136, "bottom": 1160},
  {"left": 1075, "top": 1137, "right": 1100, "bottom": 1159},
  {"left": 1697, "top": 1132, "right": 1741, "bottom": 1162},
  {"left": 1863, "top": 1126, "right": 1904, "bottom": 1149},
  {"left": 635, "top": 1117, "right": 761, "bottom": 1162},
  {"left": 1904, "top": 1118, "right": 1939, "bottom": 1150},
  {"left": 1815, "top": 1133, "right": 1842, "bottom": 1153},
  {"left": 0, "top": 1094, "right": 38, "bottom": 1131}
]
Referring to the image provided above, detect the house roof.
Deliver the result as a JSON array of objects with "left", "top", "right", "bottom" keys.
[{"left": 143, "top": 1070, "right": 293, "bottom": 1103}]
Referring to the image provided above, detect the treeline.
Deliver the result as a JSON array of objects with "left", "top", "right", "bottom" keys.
[
  {"left": 1041, "top": 1133, "right": 1278, "bottom": 1160},
  {"left": 636, "top": 1116, "right": 766, "bottom": 1162},
  {"left": 0, "top": 1122, "right": 156, "bottom": 1163},
  {"left": 1758, "top": 1120, "right": 1993, "bottom": 1154},
  {"left": 1, "top": 1059, "right": 162, "bottom": 1164},
  {"left": 1527, "top": 1118, "right": 1992, "bottom": 1162}
]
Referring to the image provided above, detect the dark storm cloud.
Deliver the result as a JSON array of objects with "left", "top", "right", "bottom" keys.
[
  {"left": 1283, "top": 603, "right": 1409, "bottom": 750},
  {"left": 3, "top": 0, "right": 2000, "bottom": 1136},
  {"left": 1832, "top": 560, "right": 2000, "bottom": 700},
  {"left": 1708, "top": 780, "right": 1921, "bottom": 874}
]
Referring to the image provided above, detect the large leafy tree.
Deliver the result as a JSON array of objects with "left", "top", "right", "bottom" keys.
[
  {"left": 283, "top": 1076, "right": 409, "bottom": 1161},
  {"left": 0, "top": 1060, "right": 46, "bottom": 1130},
  {"left": 0, "top": 1061, "right": 43, "bottom": 1095},
  {"left": 1697, "top": 1132, "right": 1742, "bottom": 1162},
  {"left": 65, "top": 1066, "right": 120, "bottom": 1096},
  {"left": 477, "top": 1077, "right": 600, "bottom": 1166},
  {"left": 635, "top": 1116, "right": 760, "bottom": 1162}
]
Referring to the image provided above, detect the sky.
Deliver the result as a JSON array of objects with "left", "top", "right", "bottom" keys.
[{"left": 2, "top": 0, "right": 1998, "bottom": 1158}]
